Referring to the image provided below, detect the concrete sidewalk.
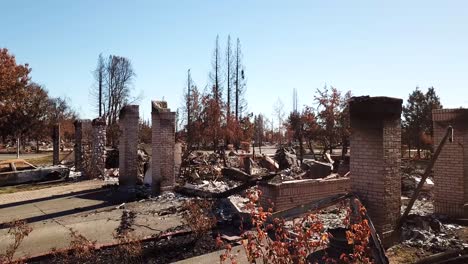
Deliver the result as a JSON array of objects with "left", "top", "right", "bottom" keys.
[
  {"left": 0, "top": 182, "right": 184, "bottom": 260},
  {"left": 173, "top": 245, "right": 249, "bottom": 264},
  {"left": 0, "top": 179, "right": 107, "bottom": 206}
]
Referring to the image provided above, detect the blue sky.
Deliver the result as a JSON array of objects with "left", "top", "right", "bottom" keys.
[{"left": 2, "top": 0, "right": 467, "bottom": 123}]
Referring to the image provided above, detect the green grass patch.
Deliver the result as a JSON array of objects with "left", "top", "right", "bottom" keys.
[{"left": 25, "top": 152, "right": 70, "bottom": 166}]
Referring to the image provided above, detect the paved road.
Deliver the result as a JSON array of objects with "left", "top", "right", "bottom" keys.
[{"left": 0, "top": 153, "right": 51, "bottom": 161}]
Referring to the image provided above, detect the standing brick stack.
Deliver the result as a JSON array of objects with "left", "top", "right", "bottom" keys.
[
  {"left": 119, "top": 105, "right": 139, "bottom": 192},
  {"left": 52, "top": 124, "right": 60, "bottom": 165},
  {"left": 74, "top": 119, "right": 92, "bottom": 172},
  {"left": 433, "top": 109, "right": 468, "bottom": 217},
  {"left": 74, "top": 120, "right": 83, "bottom": 171},
  {"left": 152, "top": 101, "right": 176, "bottom": 194},
  {"left": 349, "top": 96, "right": 402, "bottom": 242},
  {"left": 91, "top": 117, "right": 106, "bottom": 178}
]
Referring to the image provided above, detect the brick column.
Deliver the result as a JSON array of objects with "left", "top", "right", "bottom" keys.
[
  {"left": 433, "top": 109, "right": 468, "bottom": 217},
  {"left": 52, "top": 124, "right": 60, "bottom": 165},
  {"left": 119, "top": 105, "right": 139, "bottom": 192},
  {"left": 349, "top": 96, "right": 402, "bottom": 242},
  {"left": 91, "top": 118, "right": 107, "bottom": 178},
  {"left": 74, "top": 120, "right": 83, "bottom": 171},
  {"left": 152, "top": 101, "right": 176, "bottom": 194}
]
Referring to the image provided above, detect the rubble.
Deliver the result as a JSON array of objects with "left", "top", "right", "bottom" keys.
[
  {"left": 401, "top": 174, "right": 434, "bottom": 197},
  {"left": 183, "top": 180, "right": 238, "bottom": 193},
  {"left": 336, "top": 156, "right": 350, "bottom": 176},
  {"left": 137, "top": 148, "right": 150, "bottom": 183},
  {"left": 401, "top": 162, "right": 434, "bottom": 197},
  {"left": 401, "top": 197, "right": 433, "bottom": 216},
  {"left": 228, "top": 194, "right": 250, "bottom": 213},
  {"left": 106, "top": 168, "right": 119, "bottom": 177},
  {"left": 68, "top": 166, "right": 82, "bottom": 179},
  {"left": 260, "top": 155, "right": 279, "bottom": 172},
  {"left": 401, "top": 214, "right": 464, "bottom": 252},
  {"left": 274, "top": 147, "right": 298, "bottom": 169},
  {"left": 301, "top": 160, "right": 333, "bottom": 179},
  {"left": 315, "top": 205, "right": 348, "bottom": 229},
  {"left": 222, "top": 167, "right": 251, "bottom": 182}
]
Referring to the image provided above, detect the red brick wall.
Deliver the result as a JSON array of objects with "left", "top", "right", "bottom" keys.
[
  {"left": 119, "top": 105, "right": 139, "bottom": 189},
  {"left": 433, "top": 109, "right": 468, "bottom": 217},
  {"left": 152, "top": 101, "right": 176, "bottom": 193},
  {"left": 350, "top": 112, "right": 401, "bottom": 238},
  {"left": 258, "top": 178, "right": 350, "bottom": 212}
]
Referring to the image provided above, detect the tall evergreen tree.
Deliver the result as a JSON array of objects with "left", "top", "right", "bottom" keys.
[{"left": 403, "top": 87, "right": 442, "bottom": 158}]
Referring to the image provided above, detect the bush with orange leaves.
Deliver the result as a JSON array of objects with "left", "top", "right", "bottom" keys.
[
  {"left": 219, "top": 189, "right": 330, "bottom": 264},
  {"left": 340, "top": 200, "right": 373, "bottom": 264},
  {"left": 219, "top": 190, "right": 374, "bottom": 264},
  {"left": 182, "top": 199, "right": 217, "bottom": 238}
]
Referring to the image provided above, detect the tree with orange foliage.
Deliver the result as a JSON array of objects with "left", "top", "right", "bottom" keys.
[
  {"left": 338, "top": 91, "right": 352, "bottom": 159},
  {"left": 315, "top": 86, "right": 350, "bottom": 155},
  {"left": 287, "top": 106, "right": 320, "bottom": 162},
  {"left": 200, "top": 91, "right": 224, "bottom": 149},
  {"left": 1, "top": 49, "right": 75, "bottom": 155},
  {"left": 301, "top": 106, "right": 320, "bottom": 155},
  {"left": 0, "top": 48, "right": 31, "bottom": 137}
]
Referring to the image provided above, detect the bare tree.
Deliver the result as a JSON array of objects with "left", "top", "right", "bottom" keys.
[
  {"left": 48, "top": 96, "right": 75, "bottom": 125},
  {"left": 183, "top": 69, "right": 199, "bottom": 147},
  {"left": 254, "top": 114, "right": 265, "bottom": 153},
  {"left": 91, "top": 54, "right": 135, "bottom": 127},
  {"left": 209, "top": 35, "right": 223, "bottom": 103},
  {"left": 226, "top": 35, "right": 234, "bottom": 118},
  {"left": 93, "top": 54, "right": 106, "bottom": 117},
  {"left": 104, "top": 55, "right": 135, "bottom": 125},
  {"left": 273, "top": 98, "right": 285, "bottom": 144},
  {"left": 187, "top": 69, "right": 192, "bottom": 143},
  {"left": 208, "top": 35, "right": 224, "bottom": 148},
  {"left": 234, "top": 38, "right": 247, "bottom": 121}
]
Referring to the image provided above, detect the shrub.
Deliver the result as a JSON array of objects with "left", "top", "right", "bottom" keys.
[{"left": 0, "top": 220, "right": 33, "bottom": 264}]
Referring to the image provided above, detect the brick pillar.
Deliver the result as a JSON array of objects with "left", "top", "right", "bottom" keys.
[
  {"left": 74, "top": 120, "right": 83, "bottom": 171},
  {"left": 52, "top": 124, "right": 60, "bottom": 165},
  {"left": 119, "top": 105, "right": 139, "bottom": 192},
  {"left": 152, "top": 101, "right": 176, "bottom": 194},
  {"left": 349, "top": 96, "right": 402, "bottom": 242},
  {"left": 433, "top": 109, "right": 468, "bottom": 217},
  {"left": 91, "top": 118, "right": 107, "bottom": 178}
]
